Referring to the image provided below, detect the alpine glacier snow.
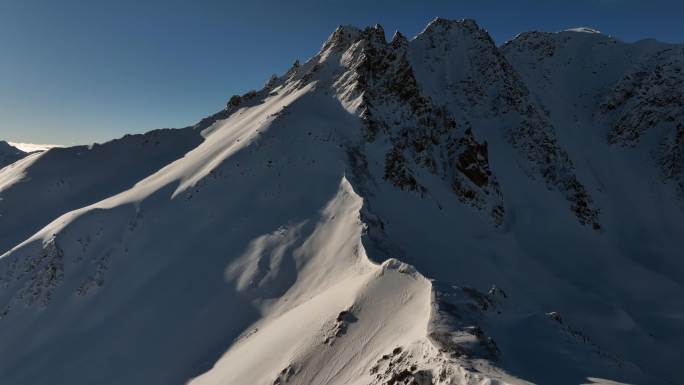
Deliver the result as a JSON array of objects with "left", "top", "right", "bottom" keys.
[{"left": 1, "top": 18, "right": 683, "bottom": 385}]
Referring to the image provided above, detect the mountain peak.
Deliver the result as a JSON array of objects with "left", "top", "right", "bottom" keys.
[
  {"left": 320, "top": 24, "right": 362, "bottom": 54},
  {"left": 414, "top": 17, "right": 496, "bottom": 51},
  {"left": 390, "top": 30, "right": 408, "bottom": 50},
  {"left": 332, "top": 24, "right": 361, "bottom": 36},
  {"left": 361, "top": 23, "right": 387, "bottom": 46},
  {"left": 423, "top": 17, "right": 481, "bottom": 34}
]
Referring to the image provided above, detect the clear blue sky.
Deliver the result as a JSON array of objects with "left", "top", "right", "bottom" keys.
[{"left": 1, "top": 0, "right": 683, "bottom": 145}]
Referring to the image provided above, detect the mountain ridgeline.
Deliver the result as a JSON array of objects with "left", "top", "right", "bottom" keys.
[{"left": 1, "top": 18, "right": 683, "bottom": 385}]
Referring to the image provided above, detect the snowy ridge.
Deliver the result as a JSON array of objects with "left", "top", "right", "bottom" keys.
[
  {"left": 1, "top": 19, "right": 683, "bottom": 385},
  {"left": 0, "top": 127, "right": 204, "bottom": 256}
]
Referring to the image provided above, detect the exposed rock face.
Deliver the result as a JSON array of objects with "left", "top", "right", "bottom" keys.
[
  {"left": 597, "top": 48, "right": 684, "bottom": 196},
  {"left": 602, "top": 50, "right": 684, "bottom": 146},
  {"left": 657, "top": 123, "right": 684, "bottom": 195},
  {"left": 316, "top": 23, "right": 506, "bottom": 224},
  {"left": 0, "top": 238, "right": 64, "bottom": 318},
  {"left": 409, "top": 19, "right": 600, "bottom": 229},
  {"left": 504, "top": 29, "right": 684, "bottom": 206},
  {"left": 263, "top": 18, "right": 603, "bottom": 229},
  {"left": 428, "top": 283, "right": 503, "bottom": 360}
]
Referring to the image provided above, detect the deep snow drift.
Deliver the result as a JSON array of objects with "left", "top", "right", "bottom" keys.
[{"left": 1, "top": 19, "right": 683, "bottom": 385}]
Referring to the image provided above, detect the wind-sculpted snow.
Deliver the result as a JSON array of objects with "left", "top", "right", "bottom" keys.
[{"left": 1, "top": 17, "right": 684, "bottom": 385}]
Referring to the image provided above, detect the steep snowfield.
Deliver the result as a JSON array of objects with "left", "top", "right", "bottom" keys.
[{"left": 1, "top": 18, "right": 683, "bottom": 385}]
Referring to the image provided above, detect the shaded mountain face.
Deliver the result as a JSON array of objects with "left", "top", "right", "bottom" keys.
[
  {"left": 0, "top": 128, "right": 204, "bottom": 256},
  {"left": 1, "top": 18, "right": 683, "bottom": 385},
  {"left": 0, "top": 141, "right": 26, "bottom": 169}
]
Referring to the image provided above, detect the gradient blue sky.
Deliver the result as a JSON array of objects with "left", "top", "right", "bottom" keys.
[{"left": 1, "top": 0, "right": 683, "bottom": 145}]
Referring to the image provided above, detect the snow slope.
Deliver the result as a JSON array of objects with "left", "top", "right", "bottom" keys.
[
  {"left": 0, "top": 128, "right": 204, "bottom": 257},
  {"left": 1, "top": 18, "right": 683, "bottom": 385}
]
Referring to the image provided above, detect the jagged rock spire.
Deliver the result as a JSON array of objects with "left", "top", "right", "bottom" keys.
[{"left": 390, "top": 31, "right": 408, "bottom": 50}]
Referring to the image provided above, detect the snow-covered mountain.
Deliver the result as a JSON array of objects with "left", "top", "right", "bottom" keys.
[
  {"left": 0, "top": 141, "right": 26, "bottom": 170},
  {"left": 1, "top": 18, "right": 683, "bottom": 385}
]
